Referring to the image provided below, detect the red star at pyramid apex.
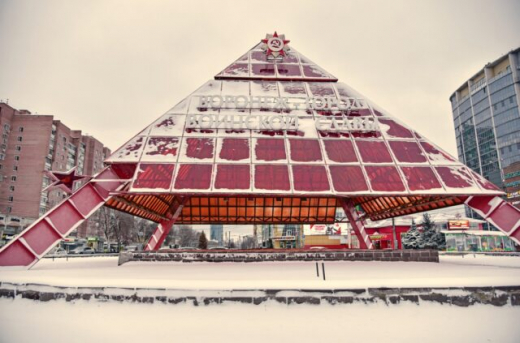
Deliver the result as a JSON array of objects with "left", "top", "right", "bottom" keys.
[
  {"left": 43, "top": 167, "right": 91, "bottom": 194},
  {"left": 260, "top": 32, "right": 291, "bottom": 61}
]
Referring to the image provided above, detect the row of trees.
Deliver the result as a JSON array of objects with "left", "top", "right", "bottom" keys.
[{"left": 401, "top": 213, "right": 446, "bottom": 250}]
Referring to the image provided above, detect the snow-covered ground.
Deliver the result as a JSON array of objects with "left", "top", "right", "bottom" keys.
[
  {"left": 1, "top": 254, "right": 520, "bottom": 289},
  {"left": 1, "top": 255, "right": 520, "bottom": 342},
  {"left": 1, "top": 298, "right": 519, "bottom": 343}
]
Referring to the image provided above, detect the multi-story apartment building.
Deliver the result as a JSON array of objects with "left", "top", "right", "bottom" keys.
[
  {"left": 450, "top": 47, "right": 520, "bottom": 211},
  {"left": 0, "top": 102, "right": 111, "bottom": 239},
  {"left": 209, "top": 224, "right": 224, "bottom": 245}
]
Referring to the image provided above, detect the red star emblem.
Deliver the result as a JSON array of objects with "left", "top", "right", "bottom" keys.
[
  {"left": 261, "top": 32, "right": 290, "bottom": 60},
  {"left": 43, "top": 167, "right": 90, "bottom": 194}
]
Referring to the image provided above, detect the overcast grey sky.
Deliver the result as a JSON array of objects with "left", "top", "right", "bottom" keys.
[{"left": 1, "top": 0, "right": 519, "bottom": 157}]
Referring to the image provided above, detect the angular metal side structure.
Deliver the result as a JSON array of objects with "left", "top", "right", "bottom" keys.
[
  {"left": 0, "top": 168, "right": 127, "bottom": 268},
  {"left": 1, "top": 35, "right": 520, "bottom": 268}
]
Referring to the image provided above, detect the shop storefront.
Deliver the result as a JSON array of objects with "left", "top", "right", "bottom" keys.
[{"left": 444, "top": 230, "right": 517, "bottom": 252}]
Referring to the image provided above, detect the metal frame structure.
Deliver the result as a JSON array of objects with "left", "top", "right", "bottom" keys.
[{"left": 1, "top": 34, "right": 520, "bottom": 269}]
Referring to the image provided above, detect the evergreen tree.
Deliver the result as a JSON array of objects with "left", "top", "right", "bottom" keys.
[
  {"left": 420, "top": 213, "right": 445, "bottom": 250},
  {"left": 198, "top": 231, "right": 208, "bottom": 250},
  {"left": 402, "top": 219, "right": 422, "bottom": 249}
]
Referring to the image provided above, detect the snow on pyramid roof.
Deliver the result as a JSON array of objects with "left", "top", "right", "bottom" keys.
[{"left": 103, "top": 33, "right": 502, "bottom": 224}]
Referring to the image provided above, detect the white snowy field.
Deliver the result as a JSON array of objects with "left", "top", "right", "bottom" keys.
[
  {"left": 1, "top": 298, "right": 520, "bottom": 343},
  {"left": 1, "top": 254, "right": 520, "bottom": 289}
]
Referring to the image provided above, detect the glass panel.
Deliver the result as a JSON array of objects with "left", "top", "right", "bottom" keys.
[
  {"left": 179, "top": 138, "right": 215, "bottom": 162},
  {"left": 323, "top": 140, "right": 358, "bottom": 163},
  {"left": 389, "top": 141, "right": 427, "bottom": 163},
  {"left": 215, "top": 165, "right": 250, "bottom": 190},
  {"left": 251, "top": 64, "right": 275, "bottom": 77},
  {"left": 279, "top": 82, "right": 307, "bottom": 97},
  {"left": 141, "top": 137, "right": 180, "bottom": 162},
  {"left": 276, "top": 64, "right": 302, "bottom": 77},
  {"left": 308, "top": 83, "right": 335, "bottom": 96},
  {"left": 217, "top": 138, "right": 250, "bottom": 162},
  {"left": 289, "top": 139, "right": 322, "bottom": 162},
  {"left": 108, "top": 136, "right": 145, "bottom": 162},
  {"left": 420, "top": 142, "right": 457, "bottom": 164},
  {"left": 174, "top": 164, "right": 213, "bottom": 190},
  {"left": 365, "top": 166, "right": 406, "bottom": 192},
  {"left": 254, "top": 165, "right": 290, "bottom": 191},
  {"left": 470, "top": 170, "right": 501, "bottom": 191},
  {"left": 379, "top": 119, "right": 414, "bottom": 138},
  {"left": 292, "top": 165, "right": 330, "bottom": 191},
  {"left": 132, "top": 164, "right": 174, "bottom": 190},
  {"left": 148, "top": 115, "right": 186, "bottom": 136},
  {"left": 251, "top": 81, "right": 278, "bottom": 96},
  {"left": 435, "top": 166, "right": 476, "bottom": 189},
  {"left": 401, "top": 167, "right": 443, "bottom": 191},
  {"left": 356, "top": 140, "right": 393, "bottom": 163},
  {"left": 329, "top": 165, "right": 369, "bottom": 192},
  {"left": 220, "top": 63, "right": 249, "bottom": 77},
  {"left": 254, "top": 138, "right": 286, "bottom": 162}
]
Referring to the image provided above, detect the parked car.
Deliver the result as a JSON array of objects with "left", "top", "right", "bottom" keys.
[{"left": 69, "top": 246, "right": 96, "bottom": 255}]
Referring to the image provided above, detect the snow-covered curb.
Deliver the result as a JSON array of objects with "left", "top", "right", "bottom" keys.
[
  {"left": 1, "top": 282, "right": 518, "bottom": 307},
  {"left": 118, "top": 249, "right": 439, "bottom": 265}
]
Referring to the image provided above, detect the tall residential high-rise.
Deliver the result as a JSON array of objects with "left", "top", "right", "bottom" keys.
[
  {"left": 450, "top": 47, "right": 520, "bottom": 210},
  {"left": 0, "top": 102, "right": 111, "bottom": 238},
  {"left": 210, "top": 224, "right": 223, "bottom": 245}
]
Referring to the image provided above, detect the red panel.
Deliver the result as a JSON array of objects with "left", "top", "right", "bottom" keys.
[
  {"left": 329, "top": 166, "right": 369, "bottom": 192},
  {"left": 252, "top": 64, "right": 275, "bottom": 76},
  {"left": 401, "top": 167, "right": 442, "bottom": 191},
  {"left": 292, "top": 165, "right": 330, "bottom": 192},
  {"left": 365, "top": 166, "right": 406, "bottom": 192},
  {"left": 186, "top": 138, "right": 214, "bottom": 159},
  {"left": 420, "top": 142, "right": 456, "bottom": 162},
  {"left": 254, "top": 165, "right": 290, "bottom": 191},
  {"left": 276, "top": 64, "right": 302, "bottom": 76},
  {"left": 280, "top": 82, "right": 307, "bottom": 96},
  {"left": 389, "top": 141, "right": 427, "bottom": 163},
  {"left": 219, "top": 138, "right": 250, "bottom": 161},
  {"left": 289, "top": 139, "right": 322, "bottom": 162},
  {"left": 92, "top": 180, "right": 124, "bottom": 199},
  {"left": 303, "top": 66, "right": 330, "bottom": 79},
  {"left": 308, "top": 83, "right": 335, "bottom": 96},
  {"left": 470, "top": 170, "right": 502, "bottom": 191},
  {"left": 145, "top": 137, "right": 179, "bottom": 157},
  {"left": 251, "top": 51, "right": 267, "bottom": 62},
  {"left": 379, "top": 119, "right": 414, "bottom": 138},
  {"left": 22, "top": 221, "right": 62, "bottom": 255},
  {"left": 174, "top": 164, "right": 213, "bottom": 190},
  {"left": 255, "top": 139, "right": 286, "bottom": 161},
  {"left": 467, "top": 196, "right": 500, "bottom": 217},
  {"left": 356, "top": 140, "right": 393, "bottom": 163},
  {"left": 47, "top": 201, "right": 84, "bottom": 235},
  {"left": 0, "top": 240, "right": 36, "bottom": 267},
  {"left": 323, "top": 140, "right": 358, "bottom": 163},
  {"left": 487, "top": 202, "right": 520, "bottom": 234},
  {"left": 435, "top": 167, "right": 474, "bottom": 189},
  {"left": 215, "top": 165, "right": 250, "bottom": 190},
  {"left": 222, "top": 63, "right": 249, "bottom": 76},
  {"left": 110, "top": 163, "right": 137, "bottom": 179},
  {"left": 95, "top": 167, "right": 120, "bottom": 180},
  {"left": 348, "top": 109, "right": 372, "bottom": 117},
  {"left": 69, "top": 184, "right": 105, "bottom": 216},
  {"left": 134, "top": 164, "right": 175, "bottom": 189}
]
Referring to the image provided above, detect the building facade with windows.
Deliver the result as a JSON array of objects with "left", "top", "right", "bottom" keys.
[
  {"left": 0, "top": 102, "right": 111, "bottom": 239},
  {"left": 450, "top": 47, "right": 520, "bottom": 209},
  {"left": 209, "top": 224, "right": 223, "bottom": 245}
]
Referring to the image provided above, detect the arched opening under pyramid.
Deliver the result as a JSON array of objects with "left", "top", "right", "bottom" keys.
[{"left": 1, "top": 33, "right": 519, "bottom": 268}]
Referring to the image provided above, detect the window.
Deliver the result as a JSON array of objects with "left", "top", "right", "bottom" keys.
[
  {"left": 9, "top": 185, "right": 14, "bottom": 191},
  {"left": 8, "top": 196, "right": 13, "bottom": 202},
  {"left": 13, "top": 166, "right": 17, "bottom": 171},
  {"left": 16, "top": 145, "right": 21, "bottom": 151},
  {"left": 6, "top": 207, "right": 11, "bottom": 213},
  {"left": 18, "top": 127, "right": 23, "bottom": 132},
  {"left": 17, "top": 136, "right": 22, "bottom": 142},
  {"left": 14, "top": 155, "right": 20, "bottom": 161},
  {"left": 3, "top": 124, "right": 9, "bottom": 132},
  {"left": 0, "top": 164, "right": 2, "bottom": 170},
  {"left": 11, "top": 176, "right": 16, "bottom": 182}
]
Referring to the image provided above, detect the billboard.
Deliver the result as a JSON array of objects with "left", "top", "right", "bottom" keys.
[
  {"left": 305, "top": 223, "right": 349, "bottom": 236},
  {"left": 448, "top": 220, "right": 470, "bottom": 230}
]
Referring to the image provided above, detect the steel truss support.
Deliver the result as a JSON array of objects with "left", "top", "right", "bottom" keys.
[
  {"left": 144, "top": 197, "right": 187, "bottom": 251},
  {"left": 466, "top": 196, "right": 520, "bottom": 245},
  {"left": 0, "top": 167, "right": 127, "bottom": 269},
  {"left": 341, "top": 198, "right": 373, "bottom": 249}
]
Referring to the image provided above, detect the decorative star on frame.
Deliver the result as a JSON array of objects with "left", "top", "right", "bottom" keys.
[
  {"left": 43, "top": 167, "right": 90, "bottom": 194},
  {"left": 261, "top": 32, "right": 290, "bottom": 61}
]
